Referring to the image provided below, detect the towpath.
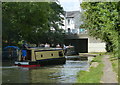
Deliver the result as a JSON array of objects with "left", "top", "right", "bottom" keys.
[{"left": 101, "top": 55, "right": 118, "bottom": 83}]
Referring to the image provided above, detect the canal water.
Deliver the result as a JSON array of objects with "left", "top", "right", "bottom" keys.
[{"left": 2, "top": 56, "right": 89, "bottom": 84}]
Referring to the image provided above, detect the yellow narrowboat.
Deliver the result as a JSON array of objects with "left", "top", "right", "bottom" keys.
[{"left": 15, "top": 48, "right": 66, "bottom": 67}]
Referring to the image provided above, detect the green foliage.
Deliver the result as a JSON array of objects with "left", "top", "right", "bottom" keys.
[
  {"left": 38, "top": 29, "right": 65, "bottom": 45},
  {"left": 119, "top": 59, "right": 120, "bottom": 83},
  {"left": 109, "top": 53, "right": 118, "bottom": 78},
  {"left": 49, "top": 2, "right": 65, "bottom": 30},
  {"left": 2, "top": 2, "right": 65, "bottom": 47},
  {"left": 80, "top": 2, "right": 119, "bottom": 57},
  {"left": 111, "top": 59, "right": 118, "bottom": 74},
  {"left": 91, "top": 56, "right": 103, "bottom": 63},
  {"left": 77, "top": 64, "right": 103, "bottom": 83}
]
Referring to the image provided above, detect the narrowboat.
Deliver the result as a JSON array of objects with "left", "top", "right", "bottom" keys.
[
  {"left": 15, "top": 48, "right": 66, "bottom": 67},
  {"left": 64, "top": 46, "right": 76, "bottom": 56}
]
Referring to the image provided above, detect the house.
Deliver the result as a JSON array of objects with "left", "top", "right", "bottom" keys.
[{"left": 61, "top": 11, "right": 106, "bottom": 53}]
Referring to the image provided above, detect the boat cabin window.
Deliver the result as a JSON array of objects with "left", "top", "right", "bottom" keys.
[
  {"left": 41, "top": 55, "right": 43, "bottom": 57},
  {"left": 51, "top": 54, "right": 53, "bottom": 56},
  {"left": 59, "top": 51, "right": 63, "bottom": 56}
]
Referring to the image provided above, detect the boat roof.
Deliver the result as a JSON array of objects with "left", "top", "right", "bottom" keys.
[
  {"left": 4, "top": 46, "right": 20, "bottom": 50},
  {"left": 28, "top": 47, "right": 63, "bottom": 51}
]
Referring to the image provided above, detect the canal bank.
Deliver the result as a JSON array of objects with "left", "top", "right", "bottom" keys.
[
  {"left": 76, "top": 53, "right": 104, "bottom": 83},
  {"left": 76, "top": 52, "right": 118, "bottom": 83}
]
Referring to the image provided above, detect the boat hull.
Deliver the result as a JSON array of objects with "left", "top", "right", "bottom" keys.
[{"left": 15, "top": 57, "right": 66, "bottom": 67}]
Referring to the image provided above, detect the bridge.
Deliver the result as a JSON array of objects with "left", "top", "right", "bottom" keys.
[{"left": 64, "top": 31, "right": 106, "bottom": 54}]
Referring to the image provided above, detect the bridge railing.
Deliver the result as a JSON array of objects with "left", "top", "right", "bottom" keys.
[{"left": 65, "top": 29, "right": 88, "bottom": 35}]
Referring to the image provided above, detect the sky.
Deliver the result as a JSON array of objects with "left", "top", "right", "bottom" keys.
[{"left": 59, "top": 0, "right": 82, "bottom": 11}]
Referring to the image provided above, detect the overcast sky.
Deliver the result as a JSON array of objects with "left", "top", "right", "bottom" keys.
[{"left": 59, "top": 0, "right": 82, "bottom": 11}]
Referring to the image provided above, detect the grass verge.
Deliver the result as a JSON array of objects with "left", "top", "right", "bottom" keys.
[
  {"left": 118, "top": 59, "right": 120, "bottom": 84},
  {"left": 76, "top": 55, "right": 104, "bottom": 83},
  {"left": 108, "top": 53, "right": 118, "bottom": 81}
]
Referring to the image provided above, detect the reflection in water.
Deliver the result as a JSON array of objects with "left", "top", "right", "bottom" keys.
[
  {"left": 2, "top": 58, "right": 89, "bottom": 83},
  {"left": 2, "top": 67, "right": 30, "bottom": 83}
]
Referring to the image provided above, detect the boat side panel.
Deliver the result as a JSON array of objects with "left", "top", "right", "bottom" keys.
[
  {"left": 31, "top": 50, "right": 36, "bottom": 61},
  {"left": 30, "top": 49, "right": 64, "bottom": 61},
  {"left": 33, "top": 57, "right": 66, "bottom": 65},
  {"left": 18, "top": 51, "right": 21, "bottom": 61},
  {"left": 15, "top": 57, "right": 66, "bottom": 66},
  {"left": 34, "top": 50, "right": 64, "bottom": 60},
  {"left": 35, "top": 51, "right": 59, "bottom": 60}
]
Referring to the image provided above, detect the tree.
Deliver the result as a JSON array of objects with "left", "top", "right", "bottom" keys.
[
  {"left": 80, "top": 2, "right": 119, "bottom": 57},
  {"left": 2, "top": 2, "right": 65, "bottom": 47}
]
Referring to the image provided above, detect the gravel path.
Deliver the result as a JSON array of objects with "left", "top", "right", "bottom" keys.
[{"left": 101, "top": 55, "right": 118, "bottom": 83}]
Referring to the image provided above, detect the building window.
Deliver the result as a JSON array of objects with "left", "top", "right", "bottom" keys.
[
  {"left": 80, "top": 29, "right": 84, "bottom": 32},
  {"left": 68, "top": 19, "right": 70, "bottom": 25},
  {"left": 68, "top": 28, "right": 71, "bottom": 33},
  {"left": 68, "top": 28, "right": 70, "bottom": 30}
]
